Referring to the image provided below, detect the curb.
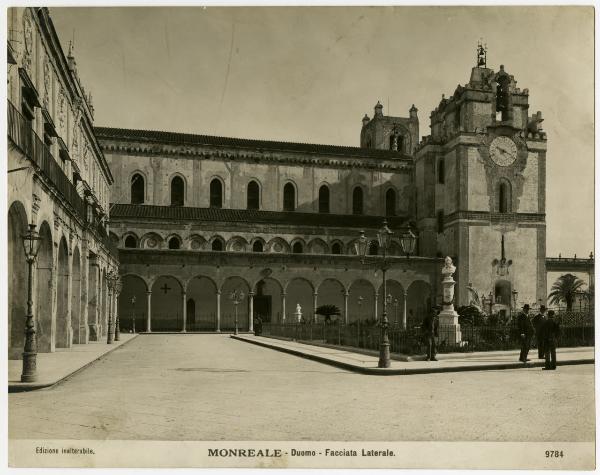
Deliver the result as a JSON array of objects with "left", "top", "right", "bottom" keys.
[
  {"left": 8, "top": 334, "right": 140, "bottom": 393},
  {"left": 231, "top": 335, "right": 594, "bottom": 376}
]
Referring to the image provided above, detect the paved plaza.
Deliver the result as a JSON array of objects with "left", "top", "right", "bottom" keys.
[{"left": 9, "top": 334, "right": 595, "bottom": 442}]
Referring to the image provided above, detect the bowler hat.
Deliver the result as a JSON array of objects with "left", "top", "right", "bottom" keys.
[{"left": 523, "top": 304, "right": 530, "bottom": 311}]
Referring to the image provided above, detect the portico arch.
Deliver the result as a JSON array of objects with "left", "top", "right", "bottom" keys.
[
  {"left": 285, "top": 278, "right": 314, "bottom": 323},
  {"left": 316, "top": 278, "right": 345, "bottom": 323},
  {"left": 407, "top": 280, "right": 432, "bottom": 327},
  {"left": 36, "top": 221, "right": 54, "bottom": 352},
  {"left": 71, "top": 246, "right": 83, "bottom": 343},
  {"left": 119, "top": 274, "right": 148, "bottom": 332},
  {"left": 348, "top": 279, "right": 376, "bottom": 322},
  {"left": 8, "top": 201, "right": 28, "bottom": 358},
  {"left": 221, "top": 276, "right": 251, "bottom": 331},
  {"left": 253, "top": 277, "right": 283, "bottom": 323},
  {"left": 151, "top": 275, "right": 184, "bottom": 331},
  {"left": 186, "top": 276, "right": 218, "bottom": 331},
  {"left": 377, "top": 279, "right": 405, "bottom": 327}
]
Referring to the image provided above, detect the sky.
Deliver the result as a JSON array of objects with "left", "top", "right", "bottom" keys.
[{"left": 50, "top": 6, "right": 594, "bottom": 257}]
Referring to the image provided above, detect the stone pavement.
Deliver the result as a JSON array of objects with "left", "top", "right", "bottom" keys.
[
  {"left": 8, "top": 333, "right": 138, "bottom": 392},
  {"left": 231, "top": 334, "right": 594, "bottom": 375},
  {"left": 9, "top": 334, "right": 595, "bottom": 442}
]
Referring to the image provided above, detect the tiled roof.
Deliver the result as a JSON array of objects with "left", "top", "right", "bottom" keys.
[
  {"left": 94, "top": 126, "right": 410, "bottom": 160},
  {"left": 110, "top": 204, "right": 409, "bottom": 229}
]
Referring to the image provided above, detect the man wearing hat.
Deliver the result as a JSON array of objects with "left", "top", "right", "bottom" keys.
[
  {"left": 541, "top": 310, "right": 561, "bottom": 370},
  {"left": 421, "top": 306, "right": 439, "bottom": 361},
  {"left": 517, "top": 304, "right": 534, "bottom": 363},
  {"left": 532, "top": 304, "right": 548, "bottom": 359}
]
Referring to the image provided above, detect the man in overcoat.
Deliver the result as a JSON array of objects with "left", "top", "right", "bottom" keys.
[
  {"left": 542, "top": 310, "right": 561, "bottom": 370},
  {"left": 532, "top": 305, "right": 548, "bottom": 359},
  {"left": 422, "top": 306, "right": 439, "bottom": 361},
  {"left": 517, "top": 304, "right": 534, "bottom": 363}
]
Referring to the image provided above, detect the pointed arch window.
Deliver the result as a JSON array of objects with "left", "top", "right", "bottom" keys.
[
  {"left": 283, "top": 183, "right": 295, "bottom": 211},
  {"left": 352, "top": 186, "right": 364, "bottom": 215},
  {"left": 131, "top": 174, "right": 145, "bottom": 204},
  {"left": 252, "top": 241, "right": 264, "bottom": 252},
  {"left": 168, "top": 237, "right": 181, "bottom": 250},
  {"left": 247, "top": 181, "right": 260, "bottom": 210},
  {"left": 385, "top": 188, "right": 396, "bottom": 216},
  {"left": 170, "top": 176, "right": 184, "bottom": 206},
  {"left": 211, "top": 239, "right": 223, "bottom": 251},
  {"left": 210, "top": 179, "right": 223, "bottom": 208},
  {"left": 498, "top": 180, "right": 512, "bottom": 213},
  {"left": 318, "top": 185, "right": 330, "bottom": 213},
  {"left": 331, "top": 242, "right": 342, "bottom": 255}
]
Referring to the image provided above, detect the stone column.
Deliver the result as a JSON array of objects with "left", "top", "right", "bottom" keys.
[
  {"left": 216, "top": 291, "right": 221, "bottom": 332},
  {"left": 181, "top": 291, "right": 187, "bottom": 332},
  {"left": 438, "top": 256, "right": 462, "bottom": 345},
  {"left": 402, "top": 289, "right": 408, "bottom": 330},
  {"left": 146, "top": 290, "right": 152, "bottom": 332},
  {"left": 344, "top": 290, "right": 349, "bottom": 324},
  {"left": 374, "top": 292, "right": 379, "bottom": 322},
  {"left": 88, "top": 261, "right": 99, "bottom": 341},
  {"left": 248, "top": 292, "right": 254, "bottom": 332},
  {"left": 281, "top": 292, "right": 287, "bottom": 323},
  {"left": 313, "top": 292, "right": 318, "bottom": 323}
]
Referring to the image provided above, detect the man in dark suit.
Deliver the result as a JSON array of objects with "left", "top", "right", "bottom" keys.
[
  {"left": 542, "top": 310, "right": 561, "bottom": 370},
  {"left": 517, "top": 304, "right": 534, "bottom": 363},
  {"left": 422, "top": 307, "right": 439, "bottom": 361},
  {"left": 532, "top": 305, "right": 548, "bottom": 359}
]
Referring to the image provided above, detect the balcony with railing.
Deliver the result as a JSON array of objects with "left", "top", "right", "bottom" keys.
[{"left": 8, "top": 100, "right": 118, "bottom": 259}]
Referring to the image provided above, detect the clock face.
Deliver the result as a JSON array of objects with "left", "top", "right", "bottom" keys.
[{"left": 489, "top": 136, "right": 518, "bottom": 167}]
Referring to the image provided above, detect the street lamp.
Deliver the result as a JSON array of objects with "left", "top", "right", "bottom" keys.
[
  {"left": 229, "top": 289, "right": 245, "bottom": 335},
  {"left": 355, "top": 220, "right": 394, "bottom": 368},
  {"left": 357, "top": 295, "right": 364, "bottom": 321},
  {"left": 106, "top": 271, "right": 116, "bottom": 344},
  {"left": 21, "top": 223, "right": 42, "bottom": 383},
  {"left": 400, "top": 228, "right": 417, "bottom": 259},
  {"left": 393, "top": 298, "right": 399, "bottom": 326},
  {"left": 131, "top": 295, "right": 136, "bottom": 333},
  {"left": 114, "top": 274, "right": 122, "bottom": 341}
]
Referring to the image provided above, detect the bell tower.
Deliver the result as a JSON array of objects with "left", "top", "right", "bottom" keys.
[{"left": 415, "top": 45, "right": 547, "bottom": 313}]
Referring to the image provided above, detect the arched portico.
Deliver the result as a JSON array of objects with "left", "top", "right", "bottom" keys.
[
  {"left": 71, "top": 246, "right": 83, "bottom": 343},
  {"left": 8, "top": 201, "right": 28, "bottom": 358},
  {"left": 407, "top": 280, "right": 432, "bottom": 327},
  {"left": 119, "top": 274, "right": 149, "bottom": 332},
  {"left": 348, "top": 279, "right": 376, "bottom": 322},
  {"left": 151, "top": 275, "right": 184, "bottom": 331},
  {"left": 186, "top": 276, "right": 218, "bottom": 331},
  {"left": 221, "top": 277, "right": 251, "bottom": 331},
  {"left": 253, "top": 277, "right": 283, "bottom": 323},
  {"left": 316, "top": 278, "right": 346, "bottom": 323},
  {"left": 377, "top": 280, "right": 405, "bottom": 327},
  {"left": 36, "top": 221, "right": 54, "bottom": 352},
  {"left": 285, "top": 278, "right": 314, "bottom": 323}
]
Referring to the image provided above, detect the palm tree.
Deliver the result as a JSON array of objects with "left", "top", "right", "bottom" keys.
[{"left": 548, "top": 274, "right": 586, "bottom": 311}]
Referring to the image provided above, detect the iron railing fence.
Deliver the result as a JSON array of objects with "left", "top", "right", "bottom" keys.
[{"left": 261, "top": 320, "right": 594, "bottom": 355}]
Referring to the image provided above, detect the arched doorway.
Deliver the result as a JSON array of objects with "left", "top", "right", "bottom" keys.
[
  {"left": 71, "top": 247, "right": 83, "bottom": 344},
  {"left": 286, "top": 278, "right": 314, "bottom": 323},
  {"left": 221, "top": 277, "right": 251, "bottom": 331},
  {"left": 316, "top": 279, "right": 345, "bottom": 323},
  {"left": 118, "top": 274, "right": 148, "bottom": 333},
  {"left": 407, "top": 280, "right": 432, "bottom": 327},
  {"left": 186, "top": 276, "right": 218, "bottom": 331},
  {"left": 36, "top": 221, "right": 54, "bottom": 352},
  {"left": 253, "top": 278, "right": 283, "bottom": 324},
  {"left": 151, "top": 276, "right": 184, "bottom": 331},
  {"left": 8, "top": 201, "right": 28, "bottom": 358},
  {"left": 377, "top": 280, "right": 405, "bottom": 327},
  {"left": 348, "top": 279, "right": 376, "bottom": 323}
]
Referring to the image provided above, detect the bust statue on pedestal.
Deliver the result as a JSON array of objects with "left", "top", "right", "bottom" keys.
[{"left": 438, "top": 256, "right": 462, "bottom": 345}]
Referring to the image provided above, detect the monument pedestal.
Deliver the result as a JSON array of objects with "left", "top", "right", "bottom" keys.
[{"left": 438, "top": 310, "right": 462, "bottom": 346}]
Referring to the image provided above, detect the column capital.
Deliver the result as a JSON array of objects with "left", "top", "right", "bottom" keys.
[
  {"left": 282, "top": 292, "right": 287, "bottom": 297},
  {"left": 146, "top": 290, "right": 152, "bottom": 295},
  {"left": 248, "top": 291, "right": 255, "bottom": 297},
  {"left": 216, "top": 290, "right": 222, "bottom": 296},
  {"left": 404, "top": 289, "right": 408, "bottom": 296},
  {"left": 344, "top": 290, "right": 350, "bottom": 296},
  {"left": 313, "top": 291, "right": 318, "bottom": 296}
]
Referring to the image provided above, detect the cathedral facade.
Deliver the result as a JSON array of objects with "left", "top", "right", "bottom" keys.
[{"left": 7, "top": 8, "right": 547, "bottom": 349}]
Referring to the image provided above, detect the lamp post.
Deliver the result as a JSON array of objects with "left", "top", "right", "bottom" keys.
[
  {"left": 131, "top": 296, "right": 136, "bottom": 333},
  {"left": 393, "top": 298, "right": 399, "bottom": 326},
  {"left": 229, "top": 289, "right": 245, "bottom": 335},
  {"left": 106, "top": 271, "right": 115, "bottom": 344},
  {"left": 355, "top": 221, "right": 416, "bottom": 368},
  {"left": 114, "top": 274, "right": 122, "bottom": 341},
  {"left": 21, "top": 223, "right": 42, "bottom": 383},
  {"left": 357, "top": 296, "right": 363, "bottom": 321},
  {"left": 386, "top": 293, "right": 393, "bottom": 325}
]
